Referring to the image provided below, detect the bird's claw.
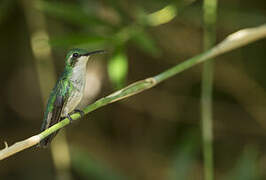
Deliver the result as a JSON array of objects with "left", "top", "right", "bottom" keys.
[
  {"left": 73, "top": 109, "right": 85, "bottom": 117},
  {"left": 65, "top": 109, "right": 84, "bottom": 124},
  {"left": 67, "top": 113, "right": 74, "bottom": 123}
]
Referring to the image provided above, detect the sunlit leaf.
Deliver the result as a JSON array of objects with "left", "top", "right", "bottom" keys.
[
  {"left": 147, "top": 4, "right": 177, "bottom": 26},
  {"left": 108, "top": 49, "right": 128, "bottom": 89}
]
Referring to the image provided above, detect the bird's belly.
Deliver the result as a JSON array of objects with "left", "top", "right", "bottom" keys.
[{"left": 62, "top": 90, "right": 83, "bottom": 116}]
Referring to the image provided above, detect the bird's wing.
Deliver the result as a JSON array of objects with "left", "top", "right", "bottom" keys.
[
  {"left": 39, "top": 80, "right": 71, "bottom": 147},
  {"left": 49, "top": 95, "right": 65, "bottom": 127}
]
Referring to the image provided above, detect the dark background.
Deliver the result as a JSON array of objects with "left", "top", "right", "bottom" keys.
[{"left": 1, "top": 0, "right": 266, "bottom": 179}]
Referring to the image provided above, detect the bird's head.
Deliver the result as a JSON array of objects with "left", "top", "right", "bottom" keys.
[{"left": 65, "top": 48, "right": 105, "bottom": 68}]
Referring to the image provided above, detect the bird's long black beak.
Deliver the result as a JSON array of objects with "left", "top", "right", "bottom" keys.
[{"left": 82, "top": 50, "right": 106, "bottom": 57}]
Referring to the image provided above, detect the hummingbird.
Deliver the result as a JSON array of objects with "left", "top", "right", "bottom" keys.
[{"left": 39, "top": 48, "right": 104, "bottom": 148}]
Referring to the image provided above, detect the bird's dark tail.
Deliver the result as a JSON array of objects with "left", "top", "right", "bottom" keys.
[
  {"left": 39, "top": 131, "right": 59, "bottom": 148},
  {"left": 38, "top": 113, "right": 62, "bottom": 148},
  {"left": 39, "top": 95, "right": 65, "bottom": 148}
]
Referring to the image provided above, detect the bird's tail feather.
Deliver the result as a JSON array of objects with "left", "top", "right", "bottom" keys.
[{"left": 39, "top": 130, "right": 60, "bottom": 148}]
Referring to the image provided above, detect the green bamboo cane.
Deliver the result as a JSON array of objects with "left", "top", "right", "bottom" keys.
[{"left": 201, "top": 0, "right": 217, "bottom": 179}]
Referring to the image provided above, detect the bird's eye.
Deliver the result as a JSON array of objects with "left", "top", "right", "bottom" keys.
[{"left": 72, "top": 53, "right": 79, "bottom": 58}]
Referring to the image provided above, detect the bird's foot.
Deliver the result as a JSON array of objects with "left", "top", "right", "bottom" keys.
[
  {"left": 64, "top": 110, "right": 84, "bottom": 123},
  {"left": 73, "top": 109, "right": 85, "bottom": 117},
  {"left": 67, "top": 113, "right": 74, "bottom": 123}
]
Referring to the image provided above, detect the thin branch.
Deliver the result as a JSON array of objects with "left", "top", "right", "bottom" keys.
[{"left": 1, "top": 24, "right": 266, "bottom": 161}]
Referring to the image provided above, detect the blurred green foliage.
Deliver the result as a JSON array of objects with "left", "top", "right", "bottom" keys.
[
  {"left": 223, "top": 146, "right": 260, "bottom": 180},
  {"left": 168, "top": 132, "right": 199, "bottom": 180},
  {"left": 1, "top": 0, "right": 266, "bottom": 179},
  {"left": 108, "top": 48, "right": 128, "bottom": 89},
  {"left": 71, "top": 148, "right": 128, "bottom": 180}
]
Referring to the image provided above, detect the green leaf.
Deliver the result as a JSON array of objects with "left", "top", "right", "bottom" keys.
[
  {"left": 36, "top": 1, "right": 114, "bottom": 28},
  {"left": 108, "top": 49, "right": 128, "bottom": 89},
  {"left": 71, "top": 148, "right": 128, "bottom": 180},
  {"left": 49, "top": 34, "right": 108, "bottom": 48},
  {"left": 223, "top": 146, "right": 260, "bottom": 180},
  {"left": 146, "top": 4, "right": 177, "bottom": 26},
  {"left": 168, "top": 132, "right": 199, "bottom": 180},
  {"left": 132, "top": 29, "right": 160, "bottom": 56},
  {"left": 0, "top": 0, "right": 15, "bottom": 23}
]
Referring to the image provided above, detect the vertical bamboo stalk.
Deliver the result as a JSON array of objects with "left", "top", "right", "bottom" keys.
[{"left": 201, "top": 0, "right": 217, "bottom": 179}]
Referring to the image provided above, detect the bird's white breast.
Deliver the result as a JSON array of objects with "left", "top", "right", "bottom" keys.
[{"left": 62, "top": 56, "right": 89, "bottom": 115}]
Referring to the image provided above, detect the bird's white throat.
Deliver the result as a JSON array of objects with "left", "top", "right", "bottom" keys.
[{"left": 70, "top": 56, "right": 89, "bottom": 84}]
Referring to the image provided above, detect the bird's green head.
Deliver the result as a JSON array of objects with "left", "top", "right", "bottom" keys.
[{"left": 65, "top": 48, "right": 105, "bottom": 68}]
